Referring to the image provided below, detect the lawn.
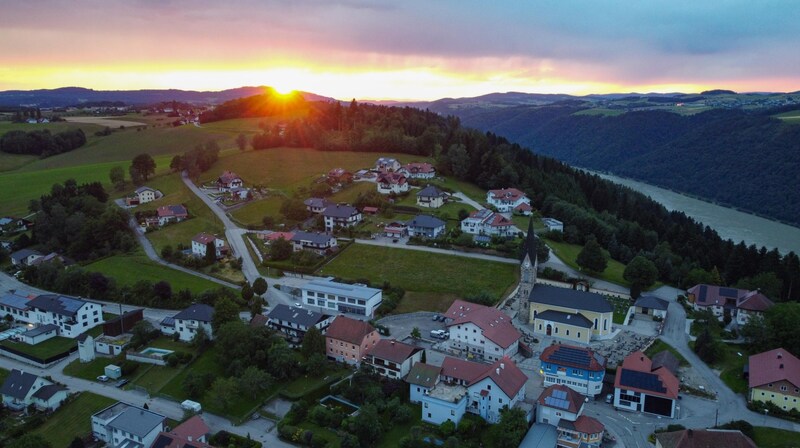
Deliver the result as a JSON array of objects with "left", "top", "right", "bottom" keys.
[
  {"left": 281, "top": 367, "right": 352, "bottom": 400},
  {"left": 319, "top": 243, "right": 518, "bottom": 310},
  {"left": 230, "top": 196, "right": 284, "bottom": 228},
  {"left": 544, "top": 238, "right": 630, "bottom": 287},
  {"left": 428, "top": 176, "right": 487, "bottom": 204},
  {"left": 148, "top": 335, "right": 196, "bottom": 352},
  {"left": 713, "top": 343, "right": 750, "bottom": 394},
  {"left": 63, "top": 357, "right": 121, "bottom": 381},
  {"left": 0, "top": 336, "right": 76, "bottom": 360},
  {"left": 753, "top": 426, "right": 800, "bottom": 447},
  {"left": 644, "top": 338, "right": 689, "bottom": 366},
  {"left": 159, "top": 346, "right": 225, "bottom": 400},
  {"left": 85, "top": 250, "right": 224, "bottom": 294},
  {"left": 131, "top": 364, "right": 184, "bottom": 394},
  {"left": 32, "top": 392, "right": 116, "bottom": 448},
  {"left": 329, "top": 181, "right": 375, "bottom": 204}
]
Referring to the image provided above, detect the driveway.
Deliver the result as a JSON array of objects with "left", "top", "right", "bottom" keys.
[{"left": 451, "top": 192, "right": 482, "bottom": 210}]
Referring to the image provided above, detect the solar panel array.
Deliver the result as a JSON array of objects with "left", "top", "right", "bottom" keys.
[
  {"left": 59, "top": 296, "right": 85, "bottom": 313},
  {"left": 720, "top": 287, "right": 739, "bottom": 298},
  {"left": 620, "top": 369, "right": 666, "bottom": 393},
  {"left": 549, "top": 346, "right": 592, "bottom": 368},
  {"left": 543, "top": 388, "right": 571, "bottom": 410},
  {"left": 698, "top": 285, "right": 707, "bottom": 301}
]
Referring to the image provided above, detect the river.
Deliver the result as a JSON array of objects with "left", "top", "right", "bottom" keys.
[{"left": 585, "top": 170, "right": 800, "bottom": 255}]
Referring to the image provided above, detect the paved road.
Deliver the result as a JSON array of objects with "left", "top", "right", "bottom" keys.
[{"left": 451, "top": 192, "right": 482, "bottom": 210}]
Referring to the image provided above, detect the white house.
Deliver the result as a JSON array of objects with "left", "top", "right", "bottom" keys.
[
  {"left": 191, "top": 233, "right": 226, "bottom": 258},
  {"left": 536, "top": 385, "right": 605, "bottom": 448},
  {"left": 687, "top": 284, "right": 774, "bottom": 325},
  {"left": 27, "top": 294, "right": 104, "bottom": 338},
  {"left": 399, "top": 162, "right": 436, "bottom": 179},
  {"left": 171, "top": 304, "right": 214, "bottom": 342},
  {"left": 322, "top": 205, "right": 362, "bottom": 231},
  {"left": 290, "top": 231, "right": 338, "bottom": 255},
  {"left": 159, "top": 317, "right": 176, "bottom": 336},
  {"left": 304, "top": 197, "right": 333, "bottom": 214},
  {"left": 375, "top": 157, "right": 401, "bottom": 172},
  {"left": 92, "top": 402, "right": 166, "bottom": 448},
  {"left": 302, "top": 277, "right": 382, "bottom": 318},
  {"left": 614, "top": 351, "right": 679, "bottom": 418},
  {"left": 416, "top": 185, "right": 447, "bottom": 209},
  {"left": 539, "top": 344, "right": 606, "bottom": 398},
  {"left": 444, "top": 299, "right": 521, "bottom": 362},
  {"left": 135, "top": 186, "right": 158, "bottom": 204},
  {"left": 157, "top": 205, "right": 188, "bottom": 226},
  {"left": 364, "top": 339, "right": 423, "bottom": 380},
  {"left": 267, "top": 304, "right": 333, "bottom": 344},
  {"left": 407, "top": 363, "right": 443, "bottom": 404},
  {"left": 486, "top": 188, "right": 531, "bottom": 213},
  {"left": 17, "top": 324, "right": 59, "bottom": 345},
  {"left": 460, "top": 209, "right": 515, "bottom": 237},
  {"left": 377, "top": 172, "right": 410, "bottom": 195},
  {"left": 10, "top": 249, "right": 43, "bottom": 267},
  {"left": 407, "top": 215, "right": 446, "bottom": 239},
  {"left": 1, "top": 369, "right": 68, "bottom": 412},
  {"left": 217, "top": 171, "right": 243, "bottom": 191},
  {"left": 0, "top": 291, "right": 34, "bottom": 323}
]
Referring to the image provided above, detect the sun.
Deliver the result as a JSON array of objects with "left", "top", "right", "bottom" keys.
[{"left": 271, "top": 84, "right": 295, "bottom": 95}]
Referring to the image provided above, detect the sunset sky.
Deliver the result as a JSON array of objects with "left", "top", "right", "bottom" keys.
[{"left": 2, "top": 0, "right": 799, "bottom": 100}]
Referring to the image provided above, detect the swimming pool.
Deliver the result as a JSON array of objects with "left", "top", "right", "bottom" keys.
[
  {"left": 0, "top": 327, "right": 26, "bottom": 341},
  {"left": 139, "top": 347, "right": 174, "bottom": 358}
]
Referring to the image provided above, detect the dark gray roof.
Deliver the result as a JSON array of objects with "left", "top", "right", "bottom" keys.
[
  {"left": 535, "top": 310, "right": 593, "bottom": 328},
  {"left": 521, "top": 217, "right": 537, "bottom": 262},
  {"left": 22, "top": 324, "right": 59, "bottom": 338},
  {"left": 417, "top": 185, "right": 445, "bottom": 198},
  {"left": 173, "top": 304, "right": 214, "bottom": 323},
  {"left": 1, "top": 369, "right": 39, "bottom": 400},
  {"left": 529, "top": 284, "right": 614, "bottom": 313},
  {"left": 0, "top": 292, "right": 31, "bottom": 310},
  {"left": 304, "top": 197, "right": 333, "bottom": 208},
  {"left": 291, "top": 231, "right": 335, "bottom": 245},
  {"left": 31, "top": 383, "right": 67, "bottom": 401},
  {"left": 160, "top": 316, "right": 175, "bottom": 327},
  {"left": 107, "top": 406, "right": 166, "bottom": 438},
  {"left": 322, "top": 204, "right": 359, "bottom": 218},
  {"left": 634, "top": 295, "right": 669, "bottom": 311},
  {"left": 268, "top": 304, "right": 330, "bottom": 328},
  {"left": 651, "top": 351, "right": 680, "bottom": 376},
  {"left": 11, "top": 248, "right": 42, "bottom": 263},
  {"left": 408, "top": 214, "right": 445, "bottom": 229},
  {"left": 28, "top": 294, "right": 91, "bottom": 317}
]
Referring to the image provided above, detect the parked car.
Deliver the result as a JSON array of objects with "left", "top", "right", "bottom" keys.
[
  {"left": 115, "top": 379, "right": 130, "bottom": 388},
  {"left": 97, "top": 375, "right": 109, "bottom": 382},
  {"left": 294, "top": 302, "right": 302, "bottom": 308},
  {"left": 430, "top": 329, "right": 445, "bottom": 339},
  {"left": 605, "top": 394, "right": 613, "bottom": 404}
]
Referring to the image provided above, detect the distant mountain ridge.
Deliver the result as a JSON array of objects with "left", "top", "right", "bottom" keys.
[{"left": 0, "top": 86, "right": 335, "bottom": 108}]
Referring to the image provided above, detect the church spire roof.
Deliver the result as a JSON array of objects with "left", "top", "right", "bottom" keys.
[{"left": 521, "top": 217, "right": 538, "bottom": 263}]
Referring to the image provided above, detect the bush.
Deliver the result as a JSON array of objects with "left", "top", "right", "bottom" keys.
[{"left": 121, "top": 361, "right": 139, "bottom": 376}]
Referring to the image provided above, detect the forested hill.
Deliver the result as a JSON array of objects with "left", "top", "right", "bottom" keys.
[{"left": 443, "top": 105, "right": 800, "bottom": 227}]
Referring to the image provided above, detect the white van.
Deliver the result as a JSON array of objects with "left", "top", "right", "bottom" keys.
[{"left": 181, "top": 399, "right": 202, "bottom": 413}]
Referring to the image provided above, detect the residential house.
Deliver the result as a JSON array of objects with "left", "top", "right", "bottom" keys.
[
  {"left": 748, "top": 348, "right": 800, "bottom": 412},
  {"left": 217, "top": 171, "right": 243, "bottom": 191},
  {"left": 406, "top": 363, "right": 442, "bottom": 404},
  {"left": 29, "top": 252, "right": 72, "bottom": 268},
  {"left": 191, "top": 233, "right": 226, "bottom": 259},
  {"left": 94, "top": 334, "right": 133, "bottom": 357},
  {"left": 171, "top": 304, "right": 214, "bottom": 342},
  {"left": 420, "top": 356, "right": 529, "bottom": 425},
  {"left": 159, "top": 317, "right": 176, "bottom": 336},
  {"left": 304, "top": 197, "right": 334, "bottom": 214},
  {"left": 416, "top": 185, "right": 447, "bottom": 209},
  {"left": 384, "top": 221, "right": 408, "bottom": 238},
  {"left": 322, "top": 204, "right": 362, "bottom": 231},
  {"left": 301, "top": 277, "right": 382, "bottom": 317},
  {"left": 539, "top": 344, "right": 606, "bottom": 397},
  {"left": 614, "top": 351, "right": 680, "bottom": 418},
  {"left": 460, "top": 209, "right": 515, "bottom": 237},
  {"left": 536, "top": 384, "right": 605, "bottom": 448},
  {"left": 528, "top": 285, "right": 614, "bottom": 343},
  {"left": 407, "top": 215, "right": 446, "bottom": 239},
  {"left": 133, "top": 186, "right": 158, "bottom": 205},
  {"left": 519, "top": 424, "right": 559, "bottom": 448},
  {"left": 151, "top": 415, "right": 213, "bottom": 448},
  {"left": 375, "top": 157, "right": 401, "bottom": 172},
  {"left": 91, "top": 402, "right": 166, "bottom": 448},
  {"left": 27, "top": 294, "right": 104, "bottom": 338},
  {"left": 541, "top": 217, "right": 563, "bottom": 232},
  {"left": 486, "top": 188, "right": 531, "bottom": 213},
  {"left": 633, "top": 295, "right": 669, "bottom": 319},
  {"left": 0, "top": 291, "right": 33, "bottom": 322},
  {"left": 290, "top": 231, "right": 338, "bottom": 255},
  {"left": 0, "top": 217, "right": 31, "bottom": 234},
  {"left": 157, "top": 205, "right": 188, "bottom": 226},
  {"left": 364, "top": 339, "right": 423, "bottom": 379},
  {"left": 267, "top": 304, "right": 333, "bottom": 344},
  {"left": 399, "top": 162, "right": 436, "bottom": 179},
  {"left": 444, "top": 299, "right": 521, "bottom": 362},
  {"left": 1, "top": 369, "right": 68, "bottom": 412},
  {"left": 260, "top": 231, "right": 295, "bottom": 243},
  {"left": 325, "top": 315, "right": 380, "bottom": 365},
  {"left": 17, "top": 324, "right": 59, "bottom": 345},
  {"left": 687, "top": 284, "right": 774, "bottom": 325},
  {"left": 10, "top": 248, "right": 43, "bottom": 267},
  {"left": 376, "top": 172, "right": 410, "bottom": 195},
  {"left": 327, "top": 168, "right": 353, "bottom": 184},
  {"left": 655, "top": 429, "right": 757, "bottom": 448}
]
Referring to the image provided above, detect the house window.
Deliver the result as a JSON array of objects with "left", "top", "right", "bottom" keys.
[
  {"left": 566, "top": 330, "right": 570, "bottom": 336},
  {"left": 487, "top": 385, "right": 491, "bottom": 390},
  {"left": 554, "top": 327, "right": 559, "bottom": 334},
  {"left": 538, "top": 324, "right": 542, "bottom": 330},
  {"left": 451, "top": 410, "right": 455, "bottom": 416},
  {"left": 594, "top": 318, "right": 598, "bottom": 329},
  {"left": 424, "top": 403, "right": 428, "bottom": 408},
  {"left": 781, "top": 386, "right": 787, "bottom": 391},
  {"left": 578, "top": 332, "right": 581, "bottom": 338}
]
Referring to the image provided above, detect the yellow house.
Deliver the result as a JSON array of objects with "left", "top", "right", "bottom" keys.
[
  {"left": 528, "top": 284, "right": 614, "bottom": 344},
  {"left": 748, "top": 348, "right": 800, "bottom": 413}
]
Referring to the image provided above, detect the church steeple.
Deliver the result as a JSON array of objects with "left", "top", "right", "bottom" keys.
[
  {"left": 518, "top": 217, "right": 538, "bottom": 321},
  {"left": 521, "top": 216, "right": 538, "bottom": 264}
]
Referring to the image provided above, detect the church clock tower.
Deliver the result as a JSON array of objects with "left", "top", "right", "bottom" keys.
[{"left": 518, "top": 217, "right": 538, "bottom": 321}]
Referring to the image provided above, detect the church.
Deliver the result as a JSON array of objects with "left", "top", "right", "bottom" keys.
[{"left": 517, "top": 219, "right": 614, "bottom": 344}]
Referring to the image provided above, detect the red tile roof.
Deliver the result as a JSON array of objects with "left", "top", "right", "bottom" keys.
[
  {"left": 192, "top": 233, "right": 219, "bottom": 245},
  {"left": 404, "top": 162, "right": 435, "bottom": 174},
  {"left": 736, "top": 290, "right": 774, "bottom": 312},
  {"left": 157, "top": 204, "right": 188, "bottom": 218},
  {"left": 748, "top": 348, "right": 800, "bottom": 389},
  {"left": 366, "top": 339, "right": 421, "bottom": 364},
  {"left": 325, "top": 316, "right": 377, "bottom": 345},
  {"left": 218, "top": 171, "right": 241, "bottom": 184},
  {"left": 514, "top": 203, "right": 533, "bottom": 211},
  {"left": 377, "top": 172, "right": 407, "bottom": 185},
  {"left": 444, "top": 299, "right": 521, "bottom": 349},
  {"left": 540, "top": 344, "right": 606, "bottom": 372},
  {"left": 488, "top": 213, "right": 513, "bottom": 227},
  {"left": 488, "top": 188, "right": 526, "bottom": 201},
  {"left": 440, "top": 357, "right": 488, "bottom": 384},
  {"left": 265, "top": 231, "right": 295, "bottom": 242},
  {"left": 655, "top": 429, "right": 757, "bottom": 448},
  {"left": 537, "top": 384, "right": 586, "bottom": 414},
  {"left": 614, "top": 351, "right": 680, "bottom": 399},
  {"left": 572, "top": 415, "right": 605, "bottom": 435},
  {"left": 171, "top": 415, "right": 210, "bottom": 441},
  {"left": 474, "top": 357, "right": 528, "bottom": 398}
]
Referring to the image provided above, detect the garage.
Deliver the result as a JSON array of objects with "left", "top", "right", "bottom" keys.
[{"left": 644, "top": 394, "right": 674, "bottom": 417}]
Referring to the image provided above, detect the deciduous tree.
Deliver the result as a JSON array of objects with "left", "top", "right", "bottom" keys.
[{"left": 576, "top": 235, "right": 607, "bottom": 273}]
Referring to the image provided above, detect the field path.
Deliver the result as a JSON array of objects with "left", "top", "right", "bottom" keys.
[{"left": 65, "top": 116, "right": 146, "bottom": 127}]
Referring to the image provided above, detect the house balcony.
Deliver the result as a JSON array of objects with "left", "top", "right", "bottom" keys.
[{"left": 184, "top": 321, "right": 199, "bottom": 329}]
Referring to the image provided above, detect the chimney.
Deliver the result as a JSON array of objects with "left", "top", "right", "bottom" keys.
[
  {"left": 188, "top": 436, "right": 193, "bottom": 442},
  {"left": 391, "top": 340, "right": 395, "bottom": 345},
  {"left": 496, "top": 368, "right": 500, "bottom": 375},
  {"left": 778, "top": 353, "right": 783, "bottom": 359},
  {"left": 500, "top": 363, "right": 505, "bottom": 370}
]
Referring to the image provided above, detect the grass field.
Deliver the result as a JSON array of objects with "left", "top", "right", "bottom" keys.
[
  {"left": 714, "top": 343, "right": 750, "bottom": 394},
  {"left": 85, "top": 250, "right": 224, "bottom": 293},
  {"left": 774, "top": 110, "right": 800, "bottom": 123},
  {"left": 644, "top": 338, "right": 689, "bottom": 366},
  {"left": 32, "top": 392, "right": 116, "bottom": 447},
  {"left": 0, "top": 337, "right": 76, "bottom": 359},
  {"left": 230, "top": 196, "right": 284, "bottom": 228},
  {"left": 753, "top": 426, "right": 800, "bottom": 447},
  {"left": 544, "top": 238, "right": 630, "bottom": 286},
  {"left": 132, "top": 364, "right": 183, "bottom": 393},
  {"left": 63, "top": 357, "right": 119, "bottom": 381},
  {"left": 319, "top": 243, "right": 518, "bottom": 310},
  {"left": 428, "top": 176, "right": 487, "bottom": 204}
]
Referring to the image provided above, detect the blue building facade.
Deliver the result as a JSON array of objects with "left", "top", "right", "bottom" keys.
[{"left": 539, "top": 344, "right": 606, "bottom": 397}]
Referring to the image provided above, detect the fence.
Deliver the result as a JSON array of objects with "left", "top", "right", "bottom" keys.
[{"left": 0, "top": 344, "right": 76, "bottom": 368}]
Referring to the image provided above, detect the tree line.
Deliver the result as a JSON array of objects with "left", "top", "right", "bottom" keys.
[{"left": 0, "top": 128, "right": 86, "bottom": 157}]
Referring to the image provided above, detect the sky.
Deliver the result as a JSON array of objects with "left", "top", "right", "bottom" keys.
[{"left": 1, "top": 0, "right": 799, "bottom": 100}]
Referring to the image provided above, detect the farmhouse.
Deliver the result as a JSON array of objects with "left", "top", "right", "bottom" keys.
[
  {"left": 304, "top": 197, "right": 334, "bottom": 214},
  {"left": 27, "top": 294, "right": 104, "bottom": 338},
  {"left": 301, "top": 277, "right": 382, "bottom": 317},
  {"left": 126, "top": 186, "right": 160, "bottom": 206},
  {"left": 460, "top": 209, "right": 515, "bottom": 237},
  {"left": 399, "top": 162, "right": 436, "bottom": 179},
  {"left": 614, "top": 351, "right": 680, "bottom": 418},
  {"left": 325, "top": 315, "right": 380, "bottom": 365},
  {"left": 290, "top": 231, "right": 338, "bottom": 255},
  {"left": 376, "top": 172, "right": 410, "bottom": 195},
  {"left": 364, "top": 339, "right": 423, "bottom": 379},
  {"left": 444, "top": 299, "right": 521, "bottom": 362},
  {"left": 539, "top": 344, "right": 606, "bottom": 397},
  {"left": 157, "top": 205, "right": 188, "bottom": 226},
  {"left": 748, "top": 348, "right": 800, "bottom": 412},
  {"left": 536, "top": 384, "right": 605, "bottom": 448},
  {"left": 267, "top": 304, "right": 333, "bottom": 344},
  {"left": 170, "top": 304, "right": 214, "bottom": 342},
  {"left": 191, "top": 233, "right": 227, "bottom": 258},
  {"left": 217, "top": 171, "right": 243, "bottom": 190},
  {"left": 375, "top": 157, "right": 401, "bottom": 172},
  {"left": 10, "top": 248, "right": 43, "bottom": 267},
  {"left": 92, "top": 402, "right": 166, "bottom": 448},
  {"left": 322, "top": 204, "right": 362, "bottom": 231},
  {"left": 416, "top": 185, "right": 447, "bottom": 208},
  {"left": 633, "top": 295, "right": 669, "bottom": 319},
  {"left": 654, "top": 429, "right": 757, "bottom": 448},
  {"left": 407, "top": 214, "right": 446, "bottom": 239},
  {"left": 486, "top": 188, "right": 531, "bottom": 213},
  {"left": 1, "top": 369, "right": 68, "bottom": 412},
  {"left": 0, "top": 217, "right": 31, "bottom": 234},
  {"left": 687, "top": 284, "right": 774, "bottom": 325}
]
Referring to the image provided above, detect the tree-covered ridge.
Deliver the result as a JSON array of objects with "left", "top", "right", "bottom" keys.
[
  {"left": 198, "top": 89, "right": 310, "bottom": 123},
  {"left": 0, "top": 128, "right": 86, "bottom": 157},
  {"left": 450, "top": 105, "right": 800, "bottom": 227}
]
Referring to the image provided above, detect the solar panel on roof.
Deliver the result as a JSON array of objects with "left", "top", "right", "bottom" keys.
[
  {"left": 551, "top": 388, "right": 568, "bottom": 400},
  {"left": 549, "top": 346, "right": 592, "bottom": 367},
  {"left": 620, "top": 369, "right": 666, "bottom": 393},
  {"left": 720, "top": 287, "right": 739, "bottom": 298},
  {"left": 544, "top": 396, "right": 570, "bottom": 409},
  {"left": 698, "top": 285, "right": 707, "bottom": 301}
]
